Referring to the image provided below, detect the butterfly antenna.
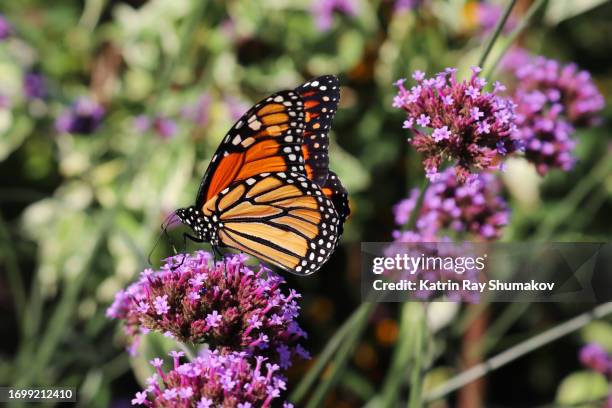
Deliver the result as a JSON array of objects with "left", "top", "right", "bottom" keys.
[
  {"left": 174, "top": 232, "right": 192, "bottom": 270},
  {"left": 148, "top": 213, "right": 177, "bottom": 267},
  {"left": 147, "top": 225, "right": 167, "bottom": 266}
]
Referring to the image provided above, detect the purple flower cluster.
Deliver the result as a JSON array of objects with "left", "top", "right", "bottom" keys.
[
  {"left": 107, "top": 251, "right": 309, "bottom": 368},
  {"left": 514, "top": 56, "right": 604, "bottom": 127},
  {"left": 384, "top": 238, "right": 481, "bottom": 303},
  {"left": 392, "top": 188, "right": 420, "bottom": 226},
  {"left": 182, "top": 93, "right": 212, "bottom": 127},
  {"left": 311, "top": 0, "right": 359, "bottom": 31},
  {"left": 394, "top": 168, "right": 509, "bottom": 241},
  {"left": 500, "top": 47, "right": 532, "bottom": 74},
  {"left": 473, "top": 3, "right": 516, "bottom": 36},
  {"left": 55, "top": 98, "right": 105, "bottom": 134},
  {"left": 579, "top": 343, "right": 612, "bottom": 375},
  {"left": 393, "top": 67, "right": 520, "bottom": 183},
  {"left": 0, "top": 15, "right": 12, "bottom": 41},
  {"left": 507, "top": 55, "right": 604, "bottom": 174},
  {"left": 131, "top": 349, "right": 295, "bottom": 408},
  {"left": 23, "top": 72, "right": 46, "bottom": 100},
  {"left": 394, "top": 0, "right": 424, "bottom": 11},
  {"left": 0, "top": 94, "right": 10, "bottom": 109},
  {"left": 224, "top": 95, "right": 250, "bottom": 121},
  {"left": 134, "top": 115, "right": 178, "bottom": 139}
]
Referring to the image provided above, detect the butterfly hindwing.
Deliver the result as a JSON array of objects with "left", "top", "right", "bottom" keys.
[
  {"left": 202, "top": 172, "right": 340, "bottom": 275},
  {"left": 195, "top": 90, "right": 306, "bottom": 208},
  {"left": 322, "top": 170, "right": 350, "bottom": 237},
  {"left": 295, "top": 75, "right": 340, "bottom": 186}
]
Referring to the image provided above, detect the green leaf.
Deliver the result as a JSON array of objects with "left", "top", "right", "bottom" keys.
[
  {"left": 329, "top": 142, "right": 370, "bottom": 193},
  {"left": 0, "top": 114, "right": 33, "bottom": 162},
  {"left": 556, "top": 371, "right": 609, "bottom": 406},
  {"left": 544, "top": 0, "right": 610, "bottom": 25},
  {"left": 340, "top": 369, "right": 376, "bottom": 401},
  {"left": 129, "top": 332, "right": 180, "bottom": 388},
  {"left": 581, "top": 321, "right": 612, "bottom": 352},
  {"left": 423, "top": 367, "right": 455, "bottom": 397}
]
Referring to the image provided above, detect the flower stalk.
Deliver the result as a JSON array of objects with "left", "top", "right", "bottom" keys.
[{"left": 424, "top": 302, "right": 612, "bottom": 402}]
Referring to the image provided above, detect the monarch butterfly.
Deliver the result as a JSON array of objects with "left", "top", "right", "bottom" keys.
[{"left": 175, "top": 75, "right": 349, "bottom": 275}]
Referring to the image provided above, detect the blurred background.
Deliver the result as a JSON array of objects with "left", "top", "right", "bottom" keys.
[{"left": 0, "top": 0, "right": 611, "bottom": 406}]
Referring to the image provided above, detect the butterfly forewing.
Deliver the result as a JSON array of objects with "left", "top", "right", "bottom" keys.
[
  {"left": 295, "top": 75, "right": 340, "bottom": 186},
  {"left": 195, "top": 90, "right": 307, "bottom": 208},
  {"left": 203, "top": 172, "right": 340, "bottom": 275}
]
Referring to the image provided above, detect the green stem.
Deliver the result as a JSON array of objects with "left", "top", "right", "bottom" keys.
[
  {"left": 568, "top": 187, "right": 608, "bottom": 231},
  {"left": 0, "top": 214, "right": 26, "bottom": 330},
  {"left": 484, "top": 0, "right": 548, "bottom": 79},
  {"left": 303, "top": 302, "right": 376, "bottom": 408},
  {"left": 379, "top": 302, "right": 418, "bottom": 407},
  {"left": 424, "top": 302, "right": 612, "bottom": 402},
  {"left": 290, "top": 305, "right": 367, "bottom": 403},
  {"left": 177, "top": 341, "right": 196, "bottom": 361},
  {"left": 407, "top": 303, "right": 427, "bottom": 408},
  {"left": 535, "top": 154, "right": 612, "bottom": 240},
  {"left": 477, "top": 0, "right": 518, "bottom": 69},
  {"left": 78, "top": 0, "right": 108, "bottom": 31}
]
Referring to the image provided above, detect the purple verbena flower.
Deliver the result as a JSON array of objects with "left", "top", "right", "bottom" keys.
[
  {"left": 107, "top": 251, "right": 308, "bottom": 367},
  {"left": 132, "top": 350, "right": 291, "bottom": 407},
  {"left": 182, "top": 93, "right": 212, "bottom": 127},
  {"left": 393, "top": 188, "right": 420, "bottom": 226},
  {"left": 432, "top": 126, "right": 452, "bottom": 142},
  {"left": 0, "top": 15, "right": 12, "bottom": 41},
  {"left": 394, "top": 0, "right": 425, "bottom": 11},
  {"left": 473, "top": 2, "right": 517, "bottom": 36},
  {"left": 224, "top": 95, "right": 250, "bottom": 121},
  {"left": 506, "top": 54, "right": 604, "bottom": 174},
  {"left": 153, "top": 295, "right": 170, "bottom": 315},
  {"left": 393, "top": 68, "right": 519, "bottom": 182},
  {"left": 385, "top": 235, "right": 480, "bottom": 302},
  {"left": 311, "top": 0, "right": 359, "bottom": 31},
  {"left": 579, "top": 343, "right": 611, "bottom": 375},
  {"left": 55, "top": 98, "right": 105, "bottom": 134},
  {"left": 131, "top": 391, "right": 147, "bottom": 406},
  {"left": 133, "top": 115, "right": 177, "bottom": 139},
  {"left": 0, "top": 94, "right": 10, "bottom": 109},
  {"left": 394, "top": 169, "right": 509, "bottom": 241},
  {"left": 23, "top": 72, "right": 46, "bottom": 100},
  {"left": 500, "top": 46, "right": 532, "bottom": 73},
  {"left": 513, "top": 56, "right": 604, "bottom": 127}
]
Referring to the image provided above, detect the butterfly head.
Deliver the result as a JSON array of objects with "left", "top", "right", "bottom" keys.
[{"left": 175, "top": 206, "right": 215, "bottom": 243}]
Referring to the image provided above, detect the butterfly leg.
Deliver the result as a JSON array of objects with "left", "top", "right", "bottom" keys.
[
  {"left": 211, "top": 245, "right": 227, "bottom": 276},
  {"left": 171, "top": 233, "right": 204, "bottom": 270}
]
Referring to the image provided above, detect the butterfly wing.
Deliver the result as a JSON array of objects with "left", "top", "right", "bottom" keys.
[
  {"left": 202, "top": 172, "right": 340, "bottom": 275},
  {"left": 321, "top": 171, "right": 350, "bottom": 237},
  {"left": 195, "top": 90, "right": 306, "bottom": 209},
  {"left": 295, "top": 75, "right": 340, "bottom": 186}
]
